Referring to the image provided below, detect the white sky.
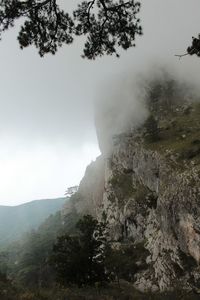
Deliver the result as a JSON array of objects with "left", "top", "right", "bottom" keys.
[{"left": 0, "top": 0, "right": 200, "bottom": 205}]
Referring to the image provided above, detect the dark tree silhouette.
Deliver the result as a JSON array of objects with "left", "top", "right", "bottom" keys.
[
  {"left": 176, "top": 34, "right": 200, "bottom": 59},
  {"left": 50, "top": 215, "right": 108, "bottom": 286},
  {"left": 144, "top": 114, "right": 160, "bottom": 142},
  {"left": 187, "top": 35, "right": 200, "bottom": 57},
  {"left": 0, "top": 0, "right": 142, "bottom": 59}
]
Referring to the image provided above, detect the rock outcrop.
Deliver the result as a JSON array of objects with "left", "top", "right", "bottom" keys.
[
  {"left": 63, "top": 78, "right": 200, "bottom": 292},
  {"left": 100, "top": 129, "right": 200, "bottom": 292},
  {"left": 63, "top": 156, "right": 105, "bottom": 217}
]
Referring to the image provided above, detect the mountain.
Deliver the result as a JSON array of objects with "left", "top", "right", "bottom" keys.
[
  {"left": 63, "top": 77, "right": 200, "bottom": 293},
  {"left": 0, "top": 197, "right": 66, "bottom": 247}
]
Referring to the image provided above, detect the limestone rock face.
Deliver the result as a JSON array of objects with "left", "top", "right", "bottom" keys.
[
  {"left": 62, "top": 156, "right": 105, "bottom": 217},
  {"left": 63, "top": 93, "right": 200, "bottom": 292},
  {"left": 99, "top": 133, "right": 200, "bottom": 292}
]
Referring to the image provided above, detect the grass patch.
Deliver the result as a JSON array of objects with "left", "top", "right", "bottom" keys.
[
  {"left": 8, "top": 283, "right": 200, "bottom": 300},
  {"left": 144, "top": 102, "right": 200, "bottom": 165}
]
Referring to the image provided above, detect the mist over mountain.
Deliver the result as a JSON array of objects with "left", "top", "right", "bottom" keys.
[
  {"left": 0, "top": 0, "right": 200, "bottom": 299},
  {"left": 0, "top": 197, "right": 66, "bottom": 247},
  {"left": 62, "top": 72, "right": 200, "bottom": 293},
  {"left": 95, "top": 67, "right": 200, "bottom": 156}
]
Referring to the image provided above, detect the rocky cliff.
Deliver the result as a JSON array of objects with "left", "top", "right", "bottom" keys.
[{"left": 63, "top": 78, "right": 200, "bottom": 293}]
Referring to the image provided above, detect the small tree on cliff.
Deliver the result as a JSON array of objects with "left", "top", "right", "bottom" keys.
[{"left": 177, "top": 35, "right": 200, "bottom": 59}]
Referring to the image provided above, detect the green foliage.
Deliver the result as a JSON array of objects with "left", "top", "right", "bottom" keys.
[
  {"left": 0, "top": 0, "right": 142, "bottom": 59},
  {"left": 147, "top": 78, "right": 181, "bottom": 116},
  {"left": 50, "top": 215, "right": 108, "bottom": 286},
  {"left": 144, "top": 102, "right": 200, "bottom": 166},
  {"left": 144, "top": 115, "right": 160, "bottom": 142},
  {"left": 0, "top": 197, "right": 66, "bottom": 248},
  {"left": 0, "top": 252, "right": 8, "bottom": 275},
  {"left": 105, "top": 242, "right": 149, "bottom": 282},
  {"left": 0, "top": 273, "right": 21, "bottom": 300},
  {"left": 1, "top": 284, "right": 200, "bottom": 300},
  {"left": 180, "top": 143, "right": 200, "bottom": 160},
  {"left": 4, "top": 210, "right": 80, "bottom": 288},
  {"left": 50, "top": 234, "right": 84, "bottom": 286}
]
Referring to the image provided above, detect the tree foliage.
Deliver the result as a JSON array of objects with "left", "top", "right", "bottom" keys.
[
  {"left": 1, "top": 1, "right": 199, "bottom": 60},
  {"left": 0, "top": 0, "right": 142, "bottom": 59},
  {"left": 105, "top": 242, "right": 149, "bottom": 283},
  {"left": 144, "top": 115, "right": 160, "bottom": 142},
  {"left": 4, "top": 210, "right": 80, "bottom": 288},
  {"left": 187, "top": 35, "right": 200, "bottom": 57},
  {"left": 50, "top": 215, "right": 108, "bottom": 286}
]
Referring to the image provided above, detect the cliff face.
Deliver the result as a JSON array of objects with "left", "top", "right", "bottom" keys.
[
  {"left": 63, "top": 156, "right": 105, "bottom": 217},
  {"left": 63, "top": 79, "right": 200, "bottom": 292},
  {"left": 100, "top": 127, "right": 200, "bottom": 292}
]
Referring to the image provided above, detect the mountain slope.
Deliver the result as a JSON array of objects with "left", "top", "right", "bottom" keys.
[
  {"left": 0, "top": 197, "right": 66, "bottom": 247},
  {"left": 62, "top": 77, "right": 200, "bottom": 292}
]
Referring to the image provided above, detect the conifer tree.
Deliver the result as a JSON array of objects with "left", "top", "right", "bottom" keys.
[{"left": 0, "top": 0, "right": 142, "bottom": 59}]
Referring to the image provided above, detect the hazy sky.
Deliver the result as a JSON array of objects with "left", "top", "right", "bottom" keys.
[{"left": 0, "top": 0, "right": 199, "bottom": 205}]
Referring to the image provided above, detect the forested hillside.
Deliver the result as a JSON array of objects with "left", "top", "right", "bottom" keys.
[{"left": 0, "top": 198, "right": 66, "bottom": 247}]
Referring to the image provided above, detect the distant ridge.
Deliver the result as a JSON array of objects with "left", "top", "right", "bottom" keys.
[{"left": 0, "top": 197, "right": 67, "bottom": 247}]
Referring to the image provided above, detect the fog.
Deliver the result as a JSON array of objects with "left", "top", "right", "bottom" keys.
[
  {"left": 0, "top": 0, "right": 199, "bottom": 205},
  {"left": 95, "top": 65, "right": 200, "bottom": 154}
]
